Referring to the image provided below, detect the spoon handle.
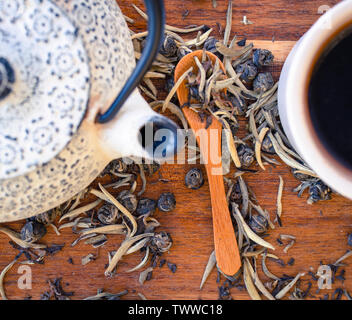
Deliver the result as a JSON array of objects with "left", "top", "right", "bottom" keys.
[
  {"left": 183, "top": 108, "right": 241, "bottom": 276},
  {"left": 207, "top": 165, "right": 241, "bottom": 276}
]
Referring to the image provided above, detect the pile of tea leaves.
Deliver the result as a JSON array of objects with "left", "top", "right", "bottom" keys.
[
  {"left": 130, "top": 1, "right": 332, "bottom": 205},
  {"left": 126, "top": 0, "right": 346, "bottom": 300},
  {"left": 0, "top": 159, "right": 176, "bottom": 300},
  {"left": 0, "top": 0, "right": 346, "bottom": 301}
]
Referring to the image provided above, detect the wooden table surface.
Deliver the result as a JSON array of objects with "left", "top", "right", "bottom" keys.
[{"left": 1, "top": 0, "right": 351, "bottom": 300}]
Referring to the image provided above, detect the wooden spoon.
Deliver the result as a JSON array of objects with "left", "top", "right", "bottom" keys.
[{"left": 175, "top": 50, "right": 241, "bottom": 276}]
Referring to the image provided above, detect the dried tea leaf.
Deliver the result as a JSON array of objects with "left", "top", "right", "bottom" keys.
[
  {"left": 58, "top": 221, "right": 90, "bottom": 231},
  {"left": 204, "top": 59, "right": 221, "bottom": 105},
  {"left": 268, "top": 132, "right": 317, "bottom": 177},
  {"left": 138, "top": 292, "right": 148, "bottom": 300},
  {"left": 280, "top": 234, "right": 296, "bottom": 241},
  {"left": 243, "top": 259, "right": 261, "bottom": 300},
  {"left": 0, "top": 260, "right": 16, "bottom": 300},
  {"left": 0, "top": 227, "right": 46, "bottom": 249},
  {"left": 81, "top": 253, "right": 96, "bottom": 266},
  {"left": 194, "top": 56, "right": 206, "bottom": 100},
  {"left": 84, "top": 234, "right": 107, "bottom": 247},
  {"left": 126, "top": 238, "right": 150, "bottom": 255},
  {"left": 165, "top": 25, "right": 205, "bottom": 34},
  {"left": 144, "top": 71, "right": 166, "bottom": 79},
  {"left": 238, "top": 176, "right": 249, "bottom": 217},
  {"left": 143, "top": 78, "right": 158, "bottom": 100},
  {"left": 248, "top": 109, "right": 260, "bottom": 142},
  {"left": 222, "top": 119, "right": 241, "bottom": 168},
  {"left": 274, "top": 132, "right": 303, "bottom": 162},
  {"left": 137, "top": 163, "right": 147, "bottom": 197},
  {"left": 126, "top": 247, "right": 150, "bottom": 273},
  {"left": 139, "top": 267, "right": 153, "bottom": 285},
  {"left": 65, "top": 189, "right": 88, "bottom": 211},
  {"left": 242, "top": 247, "right": 266, "bottom": 258},
  {"left": 249, "top": 201, "right": 275, "bottom": 230},
  {"left": 103, "top": 176, "right": 131, "bottom": 189},
  {"left": 265, "top": 253, "right": 281, "bottom": 260},
  {"left": 139, "top": 84, "right": 157, "bottom": 101},
  {"left": 84, "top": 289, "right": 128, "bottom": 300},
  {"left": 214, "top": 76, "right": 239, "bottom": 90},
  {"left": 245, "top": 258, "right": 275, "bottom": 300},
  {"left": 200, "top": 250, "right": 216, "bottom": 289},
  {"left": 223, "top": 0, "right": 233, "bottom": 46},
  {"left": 231, "top": 208, "right": 247, "bottom": 250},
  {"left": 276, "top": 176, "right": 284, "bottom": 220},
  {"left": 233, "top": 205, "right": 275, "bottom": 250},
  {"left": 241, "top": 16, "right": 253, "bottom": 25},
  {"left": 225, "top": 60, "right": 253, "bottom": 94},
  {"left": 261, "top": 252, "right": 281, "bottom": 281},
  {"left": 90, "top": 189, "right": 110, "bottom": 202},
  {"left": 162, "top": 66, "right": 193, "bottom": 112},
  {"left": 334, "top": 250, "right": 352, "bottom": 266},
  {"left": 344, "top": 290, "right": 352, "bottom": 300},
  {"left": 182, "top": 28, "right": 213, "bottom": 47},
  {"left": 59, "top": 200, "right": 102, "bottom": 222},
  {"left": 99, "top": 184, "right": 137, "bottom": 238},
  {"left": 130, "top": 180, "right": 137, "bottom": 194},
  {"left": 80, "top": 225, "right": 125, "bottom": 236},
  {"left": 255, "top": 127, "right": 269, "bottom": 170},
  {"left": 275, "top": 272, "right": 305, "bottom": 299},
  {"left": 216, "top": 42, "right": 253, "bottom": 59},
  {"left": 124, "top": 14, "right": 135, "bottom": 24},
  {"left": 71, "top": 233, "right": 98, "bottom": 247},
  {"left": 283, "top": 240, "right": 295, "bottom": 253},
  {"left": 131, "top": 4, "right": 204, "bottom": 34},
  {"left": 48, "top": 223, "right": 60, "bottom": 236},
  {"left": 105, "top": 233, "right": 154, "bottom": 277}
]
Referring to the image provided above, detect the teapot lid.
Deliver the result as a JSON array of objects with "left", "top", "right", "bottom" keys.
[{"left": 0, "top": 0, "right": 90, "bottom": 179}]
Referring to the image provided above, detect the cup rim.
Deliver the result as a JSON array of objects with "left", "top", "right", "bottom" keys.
[{"left": 284, "top": 0, "right": 352, "bottom": 198}]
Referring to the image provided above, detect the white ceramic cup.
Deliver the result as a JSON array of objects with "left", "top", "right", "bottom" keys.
[{"left": 278, "top": 0, "right": 352, "bottom": 200}]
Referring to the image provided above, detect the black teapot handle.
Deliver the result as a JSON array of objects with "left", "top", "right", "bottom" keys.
[{"left": 96, "top": 0, "right": 165, "bottom": 124}]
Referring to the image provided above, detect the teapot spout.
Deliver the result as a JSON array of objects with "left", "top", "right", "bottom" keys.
[
  {"left": 139, "top": 115, "right": 181, "bottom": 161},
  {"left": 97, "top": 89, "right": 181, "bottom": 162}
]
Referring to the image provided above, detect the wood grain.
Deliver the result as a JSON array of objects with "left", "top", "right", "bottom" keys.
[{"left": 1, "top": 0, "right": 351, "bottom": 301}]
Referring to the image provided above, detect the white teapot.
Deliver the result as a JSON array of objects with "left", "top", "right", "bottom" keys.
[{"left": 0, "top": 0, "right": 178, "bottom": 222}]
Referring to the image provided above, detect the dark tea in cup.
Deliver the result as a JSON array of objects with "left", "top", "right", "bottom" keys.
[{"left": 308, "top": 26, "right": 352, "bottom": 169}]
